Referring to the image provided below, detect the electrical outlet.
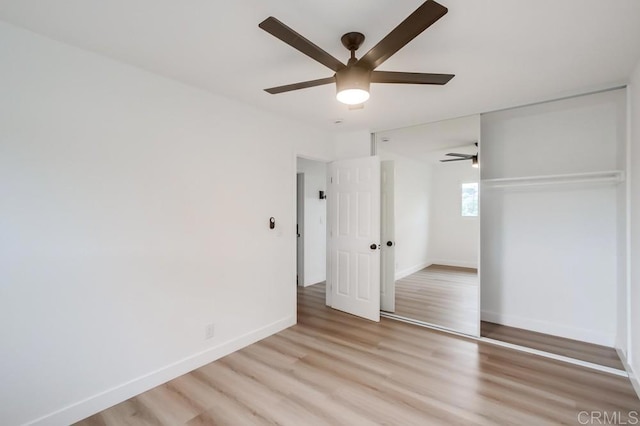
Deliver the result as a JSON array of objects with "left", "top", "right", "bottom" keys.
[{"left": 204, "top": 323, "right": 215, "bottom": 340}]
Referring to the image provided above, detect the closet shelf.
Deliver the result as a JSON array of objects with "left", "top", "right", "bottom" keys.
[{"left": 481, "top": 170, "right": 624, "bottom": 189}]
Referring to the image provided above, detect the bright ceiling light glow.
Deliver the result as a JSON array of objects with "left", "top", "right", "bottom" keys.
[
  {"left": 335, "top": 66, "right": 371, "bottom": 105},
  {"left": 336, "top": 89, "right": 370, "bottom": 105}
]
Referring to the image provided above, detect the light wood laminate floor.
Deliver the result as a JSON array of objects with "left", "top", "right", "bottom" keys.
[
  {"left": 393, "top": 264, "right": 478, "bottom": 335},
  {"left": 481, "top": 321, "right": 624, "bottom": 370},
  {"left": 77, "top": 283, "right": 639, "bottom": 426}
]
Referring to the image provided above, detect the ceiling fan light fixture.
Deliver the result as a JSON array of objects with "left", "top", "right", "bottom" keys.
[
  {"left": 336, "top": 88, "right": 370, "bottom": 105},
  {"left": 336, "top": 67, "right": 371, "bottom": 105}
]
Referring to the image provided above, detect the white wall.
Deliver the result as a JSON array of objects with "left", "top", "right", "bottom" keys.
[
  {"left": 379, "top": 150, "right": 432, "bottom": 278},
  {"left": 296, "top": 158, "right": 327, "bottom": 286},
  {"left": 0, "top": 22, "right": 331, "bottom": 426},
  {"left": 429, "top": 161, "right": 480, "bottom": 268},
  {"left": 628, "top": 59, "right": 640, "bottom": 387},
  {"left": 334, "top": 130, "right": 371, "bottom": 160},
  {"left": 481, "top": 89, "right": 625, "bottom": 346}
]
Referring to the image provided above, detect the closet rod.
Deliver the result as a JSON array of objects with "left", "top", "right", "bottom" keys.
[{"left": 482, "top": 170, "right": 623, "bottom": 188}]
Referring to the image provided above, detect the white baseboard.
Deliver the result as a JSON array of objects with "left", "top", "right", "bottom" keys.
[
  {"left": 25, "top": 316, "right": 296, "bottom": 426},
  {"left": 481, "top": 310, "right": 614, "bottom": 347},
  {"left": 395, "top": 262, "right": 431, "bottom": 280},
  {"left": 617, "top": 348, "right": 640, "bottom": 401},
  {"left": 428, "top": 259, "right": 478, "bottom": 269}
]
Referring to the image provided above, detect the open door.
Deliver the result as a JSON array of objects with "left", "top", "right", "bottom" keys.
[
  {"left": 327, "top": 156, "right": 381, "bottom": 321},
  {"left": 380, "top": 161, "right": 395, "bottom": 312}
]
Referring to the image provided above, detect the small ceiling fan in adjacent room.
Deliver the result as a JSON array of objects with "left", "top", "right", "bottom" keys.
[
  {"left": 440, "top": 143, "right": 479, "bottom": 168},
  {"left": 259, "top": 0, "right": 454, "bottom": 106}
]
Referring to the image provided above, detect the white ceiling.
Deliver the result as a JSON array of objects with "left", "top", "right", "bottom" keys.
[{"left": 1, "top": 1, "right": 639, "bottom": 133}]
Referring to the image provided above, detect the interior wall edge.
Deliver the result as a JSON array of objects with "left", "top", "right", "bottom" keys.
[
  {"left": 24, "top": 316, "right": 295, "bottom": 426},
  {"left": 628, "top": 56, "right": 640, "bottom": 379},
  {"left": 620, "top": 83, "right": 633, "bottom": 358},
  {"left": 624, "top": 84, "right": 632, "bottom": 360}
]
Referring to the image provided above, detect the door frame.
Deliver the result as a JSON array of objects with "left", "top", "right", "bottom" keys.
[
  {"left": 380, "top": 160, "right": 396, "bottom": 312},
  {"left": 296, "top": 172, "right": 305, "bottom": 286}
]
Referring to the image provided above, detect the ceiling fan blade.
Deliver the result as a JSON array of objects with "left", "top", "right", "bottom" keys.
[
  {"left": 264, "top": 76, "right": 336, "bottom": 94},
  {"left": 259, "top": 17, "right": 346, "bottom": 72},
  {"left": 356, "top": 0, "right": 448, "bottom": 70},
  {"left": 371, "top": 71, "right": 454, "bottom": 85},
  {"left": 440, "top": 158, "right": 469, "bottom": 162},
  {"left": 445, "top": 153, "right": 473, "bottom": 158}
]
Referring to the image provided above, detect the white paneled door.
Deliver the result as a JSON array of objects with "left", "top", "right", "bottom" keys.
[{"left": 327, "top": 156, "right": 381, "bottom": 321}]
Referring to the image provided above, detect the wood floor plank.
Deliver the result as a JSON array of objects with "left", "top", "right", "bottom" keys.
[
  {"left": 393, "top": 265, "right": 478, "bottom": 335},
  {"left": 76, "top": 282, "right": 639, "bottom": 426},
  {"left": 393, "top": 265, "right": 623, "bottom": 370},
  {"left": 481, "top": 321, "right": 625, "bottom": 370}
]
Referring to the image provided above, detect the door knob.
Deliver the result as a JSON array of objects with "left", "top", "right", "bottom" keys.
[
  {"left": 370, "top": 243, "right": 378, "bottom": 250},
  {"left": 386, "top": 241, "right": 393, "bottom": 247}
]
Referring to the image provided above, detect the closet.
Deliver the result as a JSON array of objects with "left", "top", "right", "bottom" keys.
[{"left": 480, "top": 89, "right": 627, "bottom": 359}]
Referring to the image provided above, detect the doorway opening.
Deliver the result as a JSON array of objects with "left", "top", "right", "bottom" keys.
[{"left": 296, "top": 158, "right": 328, "bottom": 299}]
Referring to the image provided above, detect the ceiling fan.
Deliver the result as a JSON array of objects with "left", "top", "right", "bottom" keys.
[
  {"left": 259, "top": 0, "right": 454, "bottom": 105},
  {"left": 440, "top": 143, "right": 479, "bottom": 168}
]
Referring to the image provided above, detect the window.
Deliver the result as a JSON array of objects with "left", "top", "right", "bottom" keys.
[{"left": 461, "top": 183, "right": 478, "bottom": 217}]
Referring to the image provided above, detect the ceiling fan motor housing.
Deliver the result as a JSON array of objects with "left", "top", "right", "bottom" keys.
[{"left": 335, "top": 66, "right": 371, "bottom": 94}]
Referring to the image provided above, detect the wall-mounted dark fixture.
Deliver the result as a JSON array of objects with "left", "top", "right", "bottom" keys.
[
  {"left": 319, "top": 190, "right": 326, "bottom": 200},
  {"left": 269, "top": 217, "right": 275, "bottom": 229}
]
